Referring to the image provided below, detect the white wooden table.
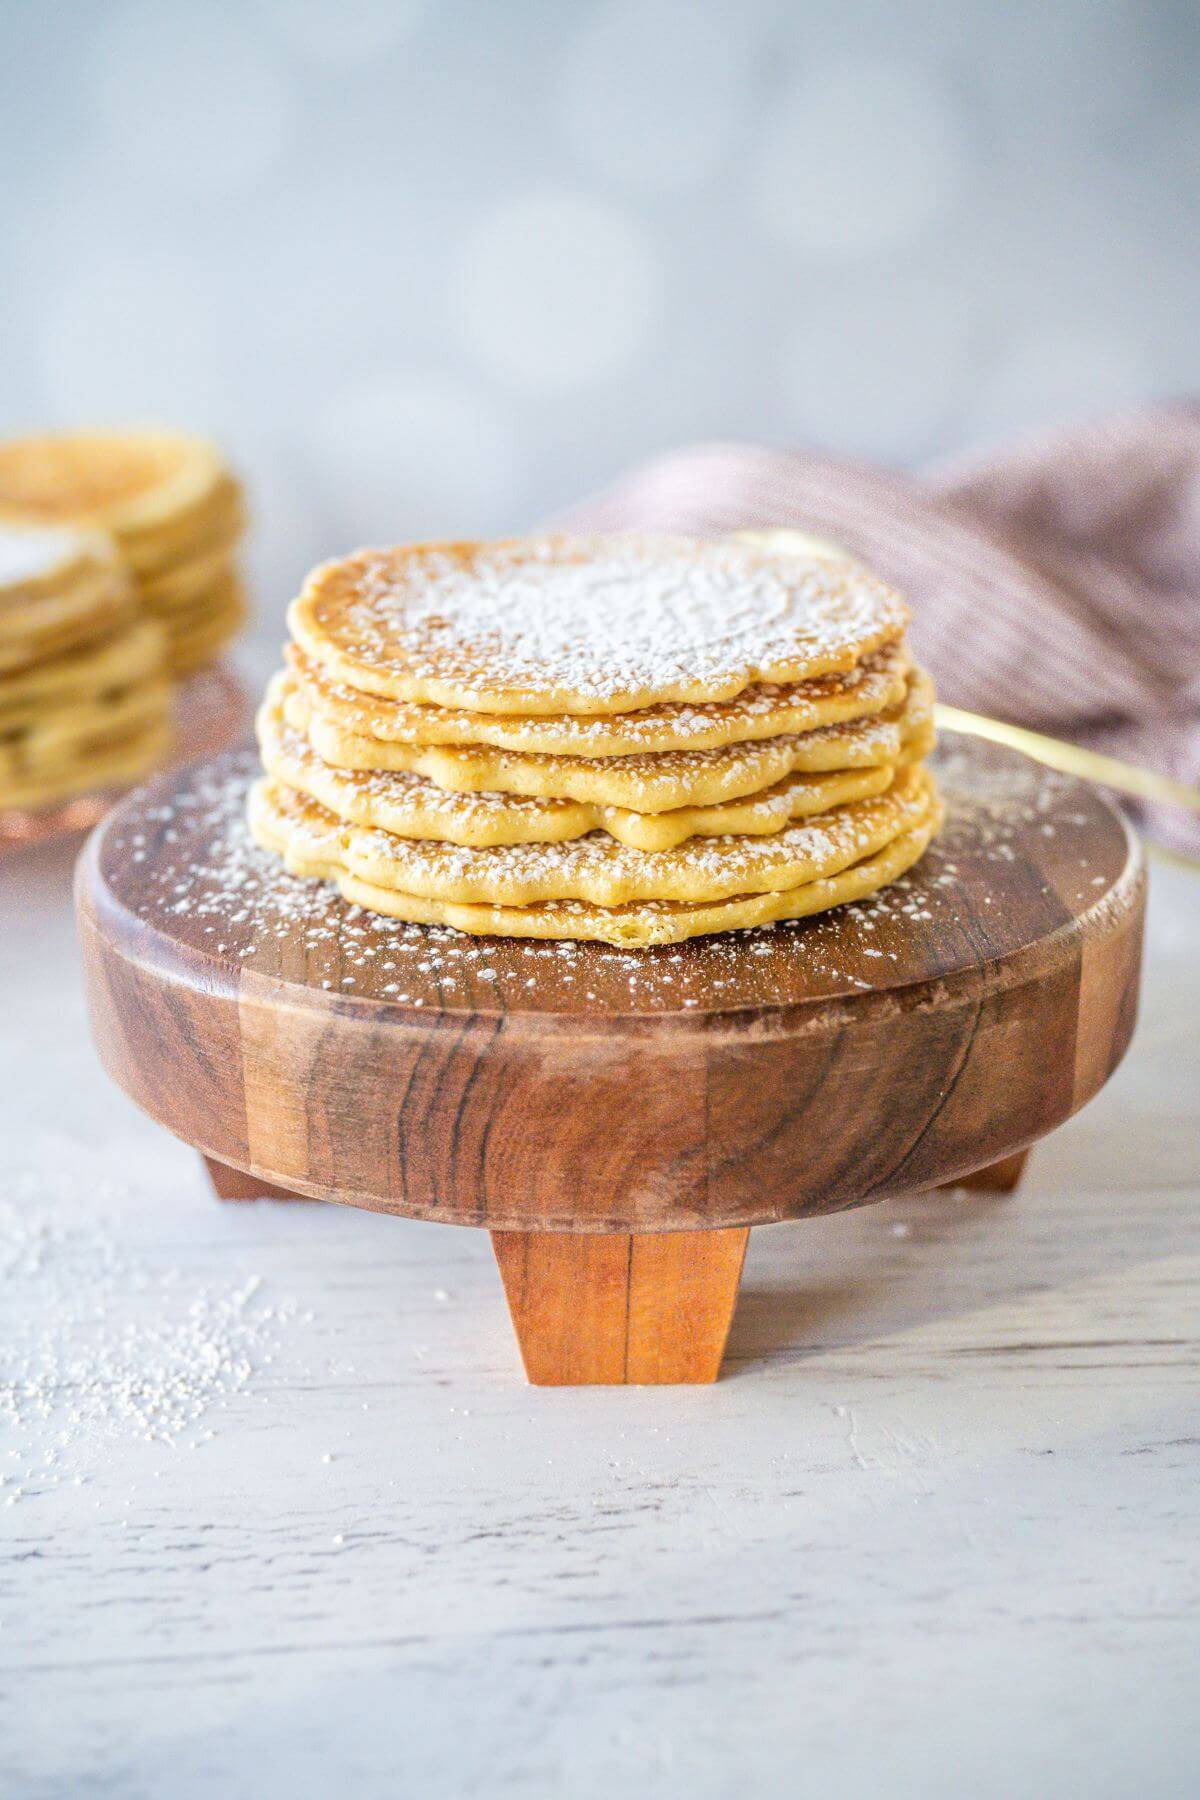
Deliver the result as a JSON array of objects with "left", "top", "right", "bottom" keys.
[{"left": 1, "top": 825, "right": 1197, "bottom": 1799}]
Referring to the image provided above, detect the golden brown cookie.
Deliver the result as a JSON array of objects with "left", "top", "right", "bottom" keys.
[
  {"left": 251, "top": 762, "right": 936, "bottom": 907},
  {"left": 284, "top": 636, "right": 912, "bottom": 758},
  {"left": 257, "top": 677, "right": 909, "bottom": 850},
  {"left": 249, "top": 776, "right": 942, "bottom": 947},
  {"left": 289, "top": 534, "right": 909, "bottom": 714},
  {"left": 284, "top": 665, "right": 934, "bottom": 812}
]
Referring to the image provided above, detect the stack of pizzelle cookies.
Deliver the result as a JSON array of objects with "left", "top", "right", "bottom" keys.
[
  {"left": 0, "top": 523, "right": 171, "bottom": 812},
  {"left": 250, "top": 534, "right": 942, "bottom": 947},
  {"left": 0, "top": 430, "right": 248, "bottom": 676}
]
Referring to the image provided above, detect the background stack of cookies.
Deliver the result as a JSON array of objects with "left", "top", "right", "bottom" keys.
[
  {"left": 251, "top": 534, "right": 941, "bottom": 946},
  {"left": 0, "top": 524, "right": 171, "bottom": 812},
  {"left": 0, "top": 430, "right": 247, "bottom": 678}
]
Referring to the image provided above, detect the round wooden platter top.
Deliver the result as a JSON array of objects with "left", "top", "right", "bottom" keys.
[{"left": 77, "top": 733, "right": 1146, "bottom": 1231}]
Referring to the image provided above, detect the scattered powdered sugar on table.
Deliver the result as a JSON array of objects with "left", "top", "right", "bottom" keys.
[{"left": 1, "top": 1168, "right": 302, "bottom": 1505}]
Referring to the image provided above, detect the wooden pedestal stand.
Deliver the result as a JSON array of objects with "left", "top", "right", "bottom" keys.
[{"left": 77, "top": 735, "right": 1145, "bottom": 1385}]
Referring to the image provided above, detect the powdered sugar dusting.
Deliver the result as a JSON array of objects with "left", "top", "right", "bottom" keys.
[
  {"left": 265, "top": 768, "right": 932, "bottom": 905},
  {"left": 0, "top": 522, "right": 85, "bottom": 588},
  {"left": 263, "top": 693, "right": 897, "bottom": 848},
  {"left": 290, "top": 637, "right": 911, "bottom": 754},
  {"left": 277, "top": 672, "right": 915, "bottom": 811},
  {"left": 297, "top": 534, "right": 909, "bottom": 708}
]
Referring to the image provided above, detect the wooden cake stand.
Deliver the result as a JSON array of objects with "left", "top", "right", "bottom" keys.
[{"left": 76, "top": 733, "right": 1145, "bottom": 1385}]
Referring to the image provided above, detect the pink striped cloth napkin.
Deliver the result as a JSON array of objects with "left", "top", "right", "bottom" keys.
[{"left": 551, "top": 403, "right": 1200, "bottom": 852}]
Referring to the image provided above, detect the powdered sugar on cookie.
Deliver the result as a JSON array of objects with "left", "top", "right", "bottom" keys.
[{"left": 290, "top": 534, "right": 909, "bottom": 714}]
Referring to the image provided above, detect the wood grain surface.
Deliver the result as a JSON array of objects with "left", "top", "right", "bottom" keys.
[
  {"left": 201, "top": 1153, "right": 307, "bottom": 1203},
  {"left": 493, "top": 1227, "right": 749, "bottom": 1384},
  {"left": 952, "top": 1148, "right": 1030, "bottom": 1194},
  {"left": 77, "top": 734, "right": 1145, "bottom": 1233}
]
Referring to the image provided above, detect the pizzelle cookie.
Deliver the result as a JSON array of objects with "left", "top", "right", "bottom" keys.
[
  {"left": 117, "top": 477, "right": 244, "bottom": 578},
  {"left": 289, "top": 533, "right": 909, "bottom": 714},
  {"left": 140, "top": 542, "right": 239, "bottom": 612},
  {"left": 0, "top": 521, "right": 173, "bottom": 811},
  {"left": 258, "top": 675, "right": 912, "bottom": 851},
  {"left": 284, "top": 664, "right": 933, "bottom": 811},
  {"left": 0, "top": 524, "right": 135, "bottom": 671},
  {"left": 253, "top": 762, "right": 935, "bottom": 907},
  {"left": 0, "top": 430, "right": 223, "bottom": 540},
  {"left": 284, "top": 636, "right": 911, "bottom": 758},
  {"left": 0, "top": 520, "right": 117, "bottom": 602},
  {"left": 0, "top": 626, "right": 166, "bottom": 723},
  {"left": 165, "top": 574, "right": 249, "bottom": 676},
  {"left": 0, "top": 619, "right": 164, "bottom": 721},
  {"left": 249, "top": 777, "right": 943, "bottom": 948},
  {"left": 0, "top": 430, "right": 249, "bottom": 673},
  {"left": 251, "top": 533, "right": 940, "bottom": 944},
  {"left": 0, "top": 596, "right": 135, "bottom": 675},
  {"left": 0, "top": 715, "right": 172, "bottom": 813}
]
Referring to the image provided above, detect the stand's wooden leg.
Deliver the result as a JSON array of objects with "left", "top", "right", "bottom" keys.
[
  {"left": 492, "top": 1227, "right": 749, "bottom": 1385},
  {"left": 202, "top": 1154, "right": 308, "bottom": 1202},
  {"left": 947, "top": 1149, "right": 1030, "bottom": 1194}
]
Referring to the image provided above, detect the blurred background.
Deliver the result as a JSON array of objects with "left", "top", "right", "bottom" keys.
[{"left": 2, "top": 0, "right": 1198, "bottom": 680}]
